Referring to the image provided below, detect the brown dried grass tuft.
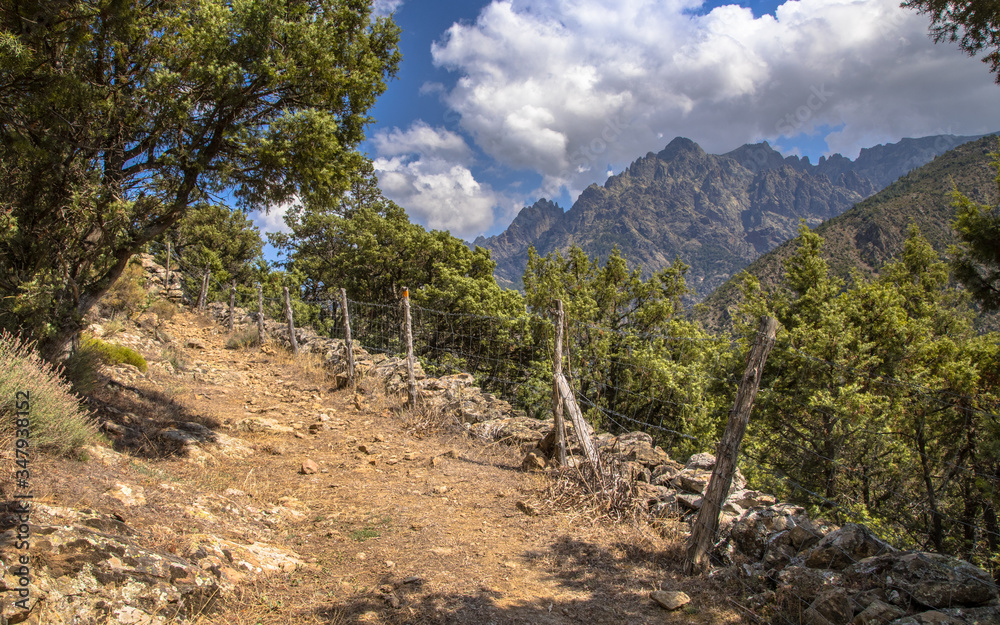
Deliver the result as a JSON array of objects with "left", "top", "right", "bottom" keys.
[{"left": 543, "top": 450, "right": 648, "bottom": 526}]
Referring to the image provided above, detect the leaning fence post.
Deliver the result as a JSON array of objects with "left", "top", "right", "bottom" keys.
[
  {"left": 555, "top": 373, "right": 602, "bottom": 477},
  {"left": 402, "top": 286, "right": 418, "bottom": 407},
  {"left": 197, "top": 266, "right": 210, "bottom": 310},
  {"left": 552, "top": 300, "right": 567, "bottom": 466},
  {"left": 685, "top": 315, "right": 779, "bottom": 575},
  {"left": 228, "top": 281, "right": 236, "bottom": 332},
  {"left": 283, "top": 286, "right": 299, "bottom": 355},
  {"left": 340, "top": 288, "right": 355, "bottom": 389},
  {"left": 256, "top": 283, "right": 266, "bottom": 341}
]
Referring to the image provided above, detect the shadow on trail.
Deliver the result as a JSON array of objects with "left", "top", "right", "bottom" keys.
[
  {"left": 85, "top": 379, "right": 221, "bottom": 459},
  {"left": 299, "top": 535, "right": 733, "bottom": 625}
]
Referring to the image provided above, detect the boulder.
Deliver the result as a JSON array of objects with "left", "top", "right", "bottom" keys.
[
  {"left": 651, "top": 590, "right": 691, "bottom": 611},
  {"left": 776, "top": 566, "right": 845, "bottom": 605},
  {"left": 651, "top": 462, "right": 684, "bottom": 486},
  {"left": 677, "top": 493, "right": 704, "bottom": 510},
  {"left": 805, "top": 524, "right": 897, "bottom": 571},
  {"left": 671, "top": 468, "right": 713, "bottom": 495},
  {"left": 852, "top": 599, "right": 906, "bottom": 625},
  {"left": 888, "top": 611, "right": 968, "bottom": 625},
  {"left": 724, "top": 504, "right": 808, "bottom": 561},
  {"left": 730, "top": 490, "right": 778, "bottom": 509},
  {"left": 419, "top": 373, "right": 475, "bottom": 392},
  {"left": 847, "top": 552, "right": 998, "bottom": 610},
  {"left": 804, "top": 588, "right": 854, "bottom": 625},
  {"left": 616, "top": 431, "right": 654, "bottom": 447},
  {"left": 938, "top": 605, "right": 1000, "bottom": 624},
  {"left": 762, "top": 530, "right": 799, "bottom": 571},
  {"left": 470, "top": 417, "right": 551, "bottom": 445},
  {"left": 628, "top": 444, "right": 670, "bottom": 469},
  {"left": 521, "top": 448, "right": 547, "bottom": 472},
  {"left": 686, "top": 452, "right": 717, "bottom": 470},
  {"left": 622, "top": 461, "right": 651, "bottom": 483}
]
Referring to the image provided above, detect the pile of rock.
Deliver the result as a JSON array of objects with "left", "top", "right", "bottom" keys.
[
  {"left": 717, "top": 518, "right": 999, "bottom": 625},
  {"left": 0, "top": 499, "right": 306, "bottom": 625},
  {"left": 139, "top": 253, "right": 187, "bottom": 302},
  {"left": 473, "top": 422, "right": 1000, "bottom": 625}
]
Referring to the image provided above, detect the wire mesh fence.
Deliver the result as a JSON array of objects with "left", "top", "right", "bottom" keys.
[{"left": 152, "top": 256, "right": 1000, "bottom": 589}]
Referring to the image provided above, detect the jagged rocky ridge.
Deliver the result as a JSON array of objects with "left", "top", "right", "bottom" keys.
[
  {"left": 475, "top": 134, "right": 988, "bottom": 297},
  {"left": 697, "top": 134, "right": 1000, "bottom": 332}
]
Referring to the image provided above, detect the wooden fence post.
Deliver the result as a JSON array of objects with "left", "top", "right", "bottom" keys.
[
  {"left": 402, "top": 286, "right": 418, "bottom": 408},
  {"left": 283, "top": 286, "right": 299, "bottom": 355},
  {"left": 685, "top": 315, "right": 779, "bottom": 575},
  {"left": 256, "top": 283, "right": 266, "bottom": 340},
  {"left": 228, "top": 281, "right": 236, "bottom": 332},
  {"left": 552, "top": 300, "right": 567, "bottom": 466},
  {"left": 340, "top": 288, "right": 355, "bottom": 388},
  {"left": 555, "top": 373, "right": 602, "bottom": 478},
  {"left": 165, "top": 242, "right": 171, "bottom": 292},
  {"left": 197, "top": 266, "right": 210, "bottom": 310}
]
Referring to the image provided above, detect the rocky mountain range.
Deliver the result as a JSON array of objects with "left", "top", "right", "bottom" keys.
[
  {"left": 474, "top": 133, "right": 988, "bottom": 296},
  {"left": 696, "top": 134, "right": 1000, "bottom": 331}
]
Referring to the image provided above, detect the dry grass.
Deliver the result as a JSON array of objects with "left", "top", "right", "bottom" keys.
[{"left": 0, "top": 330, "right": 102, "bottom": 462}]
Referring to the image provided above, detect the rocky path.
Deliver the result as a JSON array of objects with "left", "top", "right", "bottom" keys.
[{"left": 12, "top": 306, "right": 739, "bottom": 625}]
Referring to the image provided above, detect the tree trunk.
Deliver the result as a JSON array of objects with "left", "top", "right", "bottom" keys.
[{"left": 916, "top": 420, "right": 945, "bottom": 552}]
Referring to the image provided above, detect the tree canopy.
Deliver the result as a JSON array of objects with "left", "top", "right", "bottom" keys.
[
  {"left": 523, "top": 245, "right": 731, "bottom": 457},
  {"left": 740, "top": 224, "right": 1000, "bottom": 559},
  {"left": 950, "top": 142, "right": 1000, "bottom": 311},
  {"left": 903, "top": 0, "right": 1000, "bottom": 83},
  {"left": 0, "top": 0, "right": 400, "bottom": 358}
]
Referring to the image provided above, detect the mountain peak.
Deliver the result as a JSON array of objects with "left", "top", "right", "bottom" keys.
[{"left": 658, "top": 137, "right": 706, "bottom": 161}]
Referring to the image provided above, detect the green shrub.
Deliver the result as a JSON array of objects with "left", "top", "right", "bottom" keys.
[
  {"left": 63, "top": 334, "right": 149, "bottom": 393},
  {"left": 83, "top": 335, "right": 148, "bottom": 372},
  {"left": 0, "top": 330, "right": 101, "bottom": 457},
  {"left": 225, "top": 327, "right": 260, "bottom": 350}
]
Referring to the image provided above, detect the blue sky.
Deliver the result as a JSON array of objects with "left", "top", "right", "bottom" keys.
[{"left": 255, "top": 0, "right": 1000, "bottom": 246}]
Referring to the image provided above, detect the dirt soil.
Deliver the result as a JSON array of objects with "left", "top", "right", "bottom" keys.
[{"left": 26, "top": 306, "right": 744, "bottom": 625}]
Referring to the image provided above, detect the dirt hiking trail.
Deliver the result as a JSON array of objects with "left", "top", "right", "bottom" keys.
[{"left": 21, "top": 305, "right": 740, "bottom": 625}]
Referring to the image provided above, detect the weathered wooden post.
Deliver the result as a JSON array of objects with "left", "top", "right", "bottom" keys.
[
  {"left": 685, "top": 316, "right": 778, "bottom": 575},
  {"left": 228, "top": 281, "right": 236, "bottom": 332},
  {"left": 197, "top": 266, "right": 210, "bottom": 310},
  {"left": 555, "top": 373, "right": 602, "bottom": 478},
  {"left": 552, "top": 300, "right": 567, "bottom": 466},
  {"left": 340, "top": 288, "right": 355, "bottom": 388},
  {"left": 256, "top": 283, "right": 266, "bottom": 340},
  {"left": 165, "top": 242, "right": 171, "bottom": 292},
  {"left": 402, "top": 286, "right": 418, "bottom": 408},
  {"left": 283, "top": 286, "right": 299, "bottom": 355}
]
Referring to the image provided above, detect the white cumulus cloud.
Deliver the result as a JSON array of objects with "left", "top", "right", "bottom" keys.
[
  {"left": 371, "top": 122, "right": 509, "bottom": 238},
  {"left": 252, "top": 197, "right": 296, "bottom": 235},
  {"left": 431, "top": 0, "right": 1000, "bottom": 199},
  {"left": 372, "top": 0, "right": 404, "bottom": 16}
]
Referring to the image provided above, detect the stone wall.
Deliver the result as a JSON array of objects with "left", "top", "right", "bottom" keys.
[{"left": 191, "top": 261, "right": 1000, "bottom": 625}]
